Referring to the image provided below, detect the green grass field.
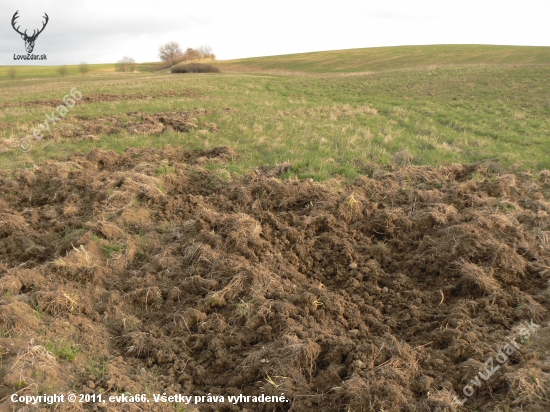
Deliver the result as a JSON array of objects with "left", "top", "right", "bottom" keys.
[
  {"left": 0, "top": 62, "right": 157, "bottom": 80},
  {"left": 1, "top": 45, "right": 549, "bottom": 179},
  {"left": 218, "top": 44, "right": 550, "bottom": 73}
]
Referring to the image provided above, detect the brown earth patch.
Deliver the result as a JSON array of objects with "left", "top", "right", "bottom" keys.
[
  {"left": 0, "top": 89, "right": 200, "bottom": 109},
  {"left": 12, "top": 109, "right": 226, "bottom": 144},
  {"left": 1, "top": 148, "right": 550, "bottom": 411}
]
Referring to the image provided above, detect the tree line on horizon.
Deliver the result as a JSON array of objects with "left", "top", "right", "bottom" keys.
[
  {"left": 5, "top": 42, "right": 215, "bottom": 79},
  {"left": 114, "top": 42, "right": 215, "bottom": 72},
  {"left": 6, "top": 62, "right": 90, "bottom": 80}
]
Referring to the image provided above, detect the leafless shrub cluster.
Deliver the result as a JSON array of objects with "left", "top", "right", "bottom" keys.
[
  {"left": 79, "top": 62, "right": 90, "bottom": 75},
  {"left": 57, "top": 65, "right": 68, "bottom": 77},
  {"left": 8, "top": 67, "right": 17, "bottom": 80},
  {"left": 116, "top": 56, "right": 136, "bottom": 72},
  {"left": 158, "top": 42, "right": 215, "bottom": 69}
]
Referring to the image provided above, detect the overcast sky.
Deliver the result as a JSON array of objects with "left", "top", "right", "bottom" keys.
[{"left": 1, "top": 0, "right": 549, "bottom": 65}]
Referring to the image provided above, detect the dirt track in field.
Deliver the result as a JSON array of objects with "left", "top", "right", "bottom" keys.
[{"left": 1, "top": 147, "right": 549, "bottom": 411}]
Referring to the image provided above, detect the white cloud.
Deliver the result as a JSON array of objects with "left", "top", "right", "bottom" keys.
[{"left": 0, "top": 0, "right": 548, "bottom": 65}]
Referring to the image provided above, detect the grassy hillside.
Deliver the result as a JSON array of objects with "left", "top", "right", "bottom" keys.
[
  {"left": 218, "top": 44, "right": 550, "bottom": 73},
  {"left": 1, "top": 63, "right": 549, "bottom": 179},
  {"left": 4, "top": 45, "right": 550, "bottom": 81}
]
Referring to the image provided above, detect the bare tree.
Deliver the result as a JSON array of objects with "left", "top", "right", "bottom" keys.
[
  {"left": 123, "top": 56, "right": 136, "bottom": 72},
  {"left": 159, "top": 41, "right": 183, "bottom": 66},
  {"left": 116, "top": 56, "right": 136, "bottom": 72},
  {"left": 8, "top": 67, "right": 17, "bottom": 80},
  {"left": 115, "top": 59, "right": 126, "bottom": 72},
  {"left": 182, "top": 47, "right": 200, "bottom": 61},
  {"left": 198, "top": 45, "right": 215, "bottom": 60},
  {"left": 79, "top": 62, "right": 90, "bottom": 75},
  {"left": 57, "top": 65, "right": 68, "bottom": 77}
]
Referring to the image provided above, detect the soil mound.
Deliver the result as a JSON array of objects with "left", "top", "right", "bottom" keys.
[{"left": 1, "top": 148, "right": 549, "bottom": 411}]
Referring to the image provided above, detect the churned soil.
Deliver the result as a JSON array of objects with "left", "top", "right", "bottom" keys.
[
  {"left": 0, "top": 89, "right": 200, "bottom": 109},
  {"left": 0, "top": 109, "right": 226, "bottom": 154},
  {"left": 42, "top": 109, "right": 224, "bottom": 141},
  {"left": 1, "top": 147, "right": 549, "bottom": 411}
]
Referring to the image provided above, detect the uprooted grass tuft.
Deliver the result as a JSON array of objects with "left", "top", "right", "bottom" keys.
[
  {"left": 505, "top": 367, "right": 550, "bottom": 405},
  {"left": 205, "top": 274, "right": 245, "bottom": 308},
  {"left": 338, "top": 193, "right": 363, "bottom": 222},
  {"left": 457, "top": 259, "right": 502, "bottom": 295},
  {"left": 332, "top": 335, "right": 421, "bottom": 411},
  {"left": 37, "top": 289, "right": 80, "bottom": 315},
  {"left": 5, "top": 339, "right": 58, "bottom": 391},
  {"left": 11, "top": 340, "right": 55, "bottom": 372},
  {"left": 118, "top": 331, "right": 151, "bottom": 358},
  {"left": 124, "top": 286, "right": 163, "bottom": 310}
]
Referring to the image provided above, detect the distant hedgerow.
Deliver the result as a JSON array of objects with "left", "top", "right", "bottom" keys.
[{"left": 171, "top": 63, "right": 221, "bottom": 74}]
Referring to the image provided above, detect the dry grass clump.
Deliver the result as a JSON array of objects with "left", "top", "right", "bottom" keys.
[
  {"left": 52, "top": 242, "right": 105, "bottom": 281},
  {"left": 516, "top": 293, "right": 547, "bottom": 321},
  {"left": 118, "top": 172, "right": 165, "bottom": 201},
  {"left": 11, "top": 340, "right": 55, "bottom": 371},
  {"left": 148, "top": 245, "right": 180, "bottom": 271},
  {"left": 338, "top": 193, "right": 364, "bottom": 222},
  {"left": 427, "top": 203, "right": 459, "bottom": 225},
  {"left": 333, "top": 335, "right": 420, "bottom": 411},
  {"left": 3, "top": 339, "right": 58, "bottom": 391},
  {"left": 181, "top": 241, "right": 223, "bottom": 273},
  {"left": 118, "top": 331, "right": 151, "bottom": 358},
  {"left": 37, "top": 289, "right": 80, "bottom": 315},
  {"left": 181, "top": 242, "right": 208, "bottom": 266},
  {"left": 205, "top": 274, "right": 245, "bottom": 308},
  {"left": 250, "top": 267, "right": 285, "bottom": 297},
  {"left": 95, "top": 222, "right": 125, "bottom": 240},
  {"left": 124, "top": 286, "right": 162, "bottom": 310},
  {"left": 337, "top": 373, "right": 410, "bottom": 411},
  {"left": 239, "top": 335, "right": 321, "bottom": 399},
  {"left": 0, "top": 275, "right": 22, "bottom": 295},
  {"left": 425, "top": 389, "right": 459, "bottom": 411},
  {"left": 289, "top": 104, "right": 379, "bottom": 121},
  {"left": 393, "top": 149, "right": 414, "bottom": 167},
  {"left": 505, "top": 367, "right": 550, "bottom": 406},
  {"left": 457, "top": 259, "right": 501, "bottom": 294},
  {"left": 177, "top": 244, "right": 223, "bottom": 281},
  {"left": 182, "top": 275, "right": 218, "bottom": 293},
  {"left": 282, "top": 334, "right": 321, "bottom": 379},
  {"left": 216, "top": 213, "right": 262, "bottom": 239},
  {"left": 119, "top": 315, "right": 142, "bottom": 333},
  {"left": 0, "top": 300, "right": 42, "bottom": 336}
]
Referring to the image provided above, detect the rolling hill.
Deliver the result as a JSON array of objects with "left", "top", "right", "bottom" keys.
[{"left": 217, "top": 44, "right": 550, "bottom": 74}]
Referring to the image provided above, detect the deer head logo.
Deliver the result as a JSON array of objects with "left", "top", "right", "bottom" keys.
[{"left": 11, "top": 11, "right": 49, "bottom": 54}]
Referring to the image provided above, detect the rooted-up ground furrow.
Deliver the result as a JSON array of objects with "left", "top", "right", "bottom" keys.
[
  {"left": 1, "top": 147, "right": 549, "bottom": 411},
  {"left": 0, "top": 89, "right": 201, "bottom": 110}
]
